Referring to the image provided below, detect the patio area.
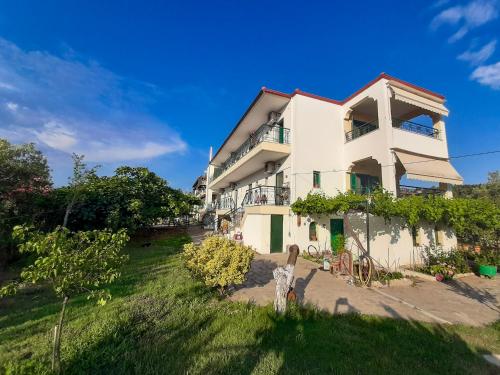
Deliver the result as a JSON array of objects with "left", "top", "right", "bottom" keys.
[{"left": 230, "top": 253, "right": 500, "bottom": 326}]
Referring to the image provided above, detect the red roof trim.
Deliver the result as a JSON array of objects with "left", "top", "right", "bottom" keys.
[
  {"left": 262, "top": 87, "right": 292, "bottom": 98},
  {"left": 291, "top": 89, "right": 342, "bottom": 105},
  {"left": 291, "top": 73, "right": 445, "bottom": 105}
]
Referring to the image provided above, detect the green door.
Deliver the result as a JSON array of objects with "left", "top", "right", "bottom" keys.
[
  {"left": 278, "top": 125, "right": 284, "bottom": 143},
  {"left": 330, "top": 219, "right": 344, "bottom": 255},
  {"left": 270, "top": 215, "right": 283, "bottom": 253}
]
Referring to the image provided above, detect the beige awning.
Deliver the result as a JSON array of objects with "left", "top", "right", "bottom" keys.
[
  {"left": 394, "top": 150, "right": 463, "bottom": 185},
  {"left": 390, "top": 86, "right": 449, "bottom": 116}
]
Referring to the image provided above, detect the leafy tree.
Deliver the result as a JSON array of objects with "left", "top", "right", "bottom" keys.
[
  {"left": 1, "top": 225, "right": 129, "bottom": 373},
  {"left": 453, "top": 170, "right": 500, "bottom": 206},
  {"left": 0, "top": 139, "right": 52, "bottom": 266},
  {"left": 59, "top": 166, "right": 202, "bottom": 232}
]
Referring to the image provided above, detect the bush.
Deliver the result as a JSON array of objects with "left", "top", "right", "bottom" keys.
[
  {"left": 419, "top": 246, "right": 470, "bottom": 280},
  {"left": 183, "top": 236, "right": 254, "bottom": 294}
]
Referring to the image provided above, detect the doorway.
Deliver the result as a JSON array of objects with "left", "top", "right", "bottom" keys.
[
  {"left": 270, "top": 215, "right": 283, "bottom": 253},
  {"left": 330, "top": 219, "right": 344, "bottom": 254}
]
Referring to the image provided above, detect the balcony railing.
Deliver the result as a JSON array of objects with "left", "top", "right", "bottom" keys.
[
  {"left": 215, "top": 195, "right": 235, "bottom": 211},
  {"left": 398, "top": 185, "right": 441, "bottom": 197},
  {"left": 393, "top": 119, "right": 440, "bottom": 139},
  {"left": 345, "top": 120, "right": 379, "bottom": 142},
  {"left": 243, "top": 186, "right": 290, "bottom": 206},
  {"left": 210, "top": 124, "right": 290, "bottom": 182}
]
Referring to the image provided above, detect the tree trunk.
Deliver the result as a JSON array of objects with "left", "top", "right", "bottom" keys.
[
  {"left": 62, "top": 197, "right": 75, "bottom": 228},
  {"left": 273, "top": 245, "right": 299, "bottom": 314},
  {"left": 343, "top": 212, "right": 367, "bottom": 254},
  {"left": 52, "top": 296, "right": 69, "bottom": 373}
]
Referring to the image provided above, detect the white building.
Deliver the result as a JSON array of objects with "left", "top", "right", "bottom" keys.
[{"left": 203, "top": 73, "right": 463, "bottom": 268}]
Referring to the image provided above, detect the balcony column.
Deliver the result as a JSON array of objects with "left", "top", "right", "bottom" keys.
[
  {"left": 439, "top": 182, "right": 453, "bottom": 198},
  {"left": 433, "top": 115, "right": 449, "bottom": 154},
  {"left": 378, "top": 86, "right": 398, "bottom": 195}
]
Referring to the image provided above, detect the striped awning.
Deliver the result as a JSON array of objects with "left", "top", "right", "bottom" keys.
[
  {"left": 394, "top": 150, "right": 463, "bottom": 185},
  {"left": 390, "top": 86, "right": 449, "bottom": 116}
]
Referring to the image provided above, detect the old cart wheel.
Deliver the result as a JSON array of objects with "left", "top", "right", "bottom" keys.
[{"left": 358, "top": 256, "right": 373, "bottom": 286}]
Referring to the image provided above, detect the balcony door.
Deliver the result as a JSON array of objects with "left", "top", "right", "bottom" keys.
[{"left": 275, "top": 172, "right": 283, "bottom": 205}]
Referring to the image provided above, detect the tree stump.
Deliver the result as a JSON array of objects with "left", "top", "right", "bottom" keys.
[{"left": 273, "top": 245, "right": 299, "bottom": 314}]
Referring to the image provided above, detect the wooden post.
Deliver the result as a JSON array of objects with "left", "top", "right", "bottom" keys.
[{"left": 273, "top": 245, "right": 299, "bottom": 314}]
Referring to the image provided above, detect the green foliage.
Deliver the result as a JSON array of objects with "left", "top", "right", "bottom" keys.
[
  {"left": 291, "top": 190, "right": 499, "bottom": 247},
  {"left": 183, "top": 236, "right": 254, "bottom": 294},
  {"left": 453, "top": 170, "right": 500, "bottom": 206},
  {"left": 40, "top": 165, "right": 202, "bottom": 233},
  {"left": 1, "top": 225, "right": 129, "bottom": 301},
  {"left": 0, "top": 139, "right": 52, "bottom": 266},
  {"left": 418, "top": 247, "right": 470, "bottom": 279}
]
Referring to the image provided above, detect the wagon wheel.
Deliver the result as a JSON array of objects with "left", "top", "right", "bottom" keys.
[{"left": 358, "top": 256, "right": 373, "bottom": 286}]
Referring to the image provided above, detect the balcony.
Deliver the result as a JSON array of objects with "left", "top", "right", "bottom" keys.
[
  {"left": 345, "top": 120, "right": 379, "bottom": 142},
  {"left": 392, "top": 118, "right": 440, "bottom": 139},
  {"left": 209, "top": 124, "right": 291, "bottom": 189},
  {"left": 242, "top": 186, "right": 290, "bottom": 207},
  {"left": 398, "top": 184, "right": 441, "bottom": 197}
]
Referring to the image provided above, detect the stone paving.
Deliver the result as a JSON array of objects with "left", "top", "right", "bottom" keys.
[{"left": 230, "top": 253, "right": 500, "bottom": 326}]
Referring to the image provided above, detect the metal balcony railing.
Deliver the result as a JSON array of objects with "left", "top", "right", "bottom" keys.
[
  {"left": 242, "top": 186, "right": 290, "bottom": 206},
  {"left": 215, "top": 195, "right": 235, "bottom": 211},
  {"left": 398, "top": 185, "right": 441, "bottom": 197},
  {"left": 345, "top": 120, "right": 379, "bottom": 142},
  {"left": 209, "top": 124, "right": 290, "bottom": 182},
  {"left": 393, "top": 119, "right": 440, "bottom": 139}
]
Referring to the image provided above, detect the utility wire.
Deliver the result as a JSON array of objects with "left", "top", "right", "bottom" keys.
[{"left": 291, "top": 150, "right": 500, "bottom": 175}]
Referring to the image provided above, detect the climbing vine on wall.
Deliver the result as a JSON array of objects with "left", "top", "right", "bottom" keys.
[{"left": 291, "top": 190, "right": 499, "bottom": 247}]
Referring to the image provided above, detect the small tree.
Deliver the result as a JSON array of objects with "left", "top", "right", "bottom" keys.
[{"left": 0, "top": 225, "right": 129, "bottom": 373}]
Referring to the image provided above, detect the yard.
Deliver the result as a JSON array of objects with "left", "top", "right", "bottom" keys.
[{"left": 1, "top": 229, "right": 499, "bottom": 374}]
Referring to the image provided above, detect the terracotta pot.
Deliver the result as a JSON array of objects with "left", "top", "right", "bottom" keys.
[{"left": 474, "top": 245, "right": 481, "bottom": 254}]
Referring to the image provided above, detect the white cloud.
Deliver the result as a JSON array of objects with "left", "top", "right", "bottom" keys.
[
  {"left": 0, "top": 37, "right": 188, "bottom": 163},
  {"left": 5, "top": 101, "right": 18, "bottom": 112},
  {"left": 470, "top": 61, "right": 500, "bottom": 88},
  {"left": 431, "top": 0, "right": 499, "bottom": 42},
  {"left": 458, "top": 39, "right": 497, "bottom": 64}
]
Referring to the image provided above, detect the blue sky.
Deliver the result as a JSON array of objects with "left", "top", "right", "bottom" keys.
[{"left": 0, "top": 0, "right": 498, "bottom": 190}]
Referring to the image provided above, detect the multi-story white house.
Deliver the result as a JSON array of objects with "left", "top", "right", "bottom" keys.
[{"left": 203, "top": 73, "right": 463, "bottom": 268}]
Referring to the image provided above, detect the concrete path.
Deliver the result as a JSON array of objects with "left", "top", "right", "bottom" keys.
[{"left": 230, "top": 253, "right": 500, "bottom": 326}]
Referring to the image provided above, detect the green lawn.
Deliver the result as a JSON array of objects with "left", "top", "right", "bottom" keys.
[{"left": 1, "top": 229, "right": 499, "bottom": 374}]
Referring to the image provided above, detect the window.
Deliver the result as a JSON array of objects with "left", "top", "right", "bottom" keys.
[
  {"left": 411, "top": 226, "right": 420, "bottom": 247},
  {"left": 313, "top": 171, "right": 321, "bottom": 188},
  {"left": 435, "top": 226, "right": 443, "bottom": 246},
  {"left": 309, "top": 221, "right": 317, "bottom": 241}
]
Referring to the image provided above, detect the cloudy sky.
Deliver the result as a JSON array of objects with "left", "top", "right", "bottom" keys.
[{"left": 0, "top": 0, "right": 499, "bottom": 188}]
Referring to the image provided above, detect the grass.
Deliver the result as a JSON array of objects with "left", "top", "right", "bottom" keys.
[{"left": 0, "top": 229, "right": 499, "bottom": 374}]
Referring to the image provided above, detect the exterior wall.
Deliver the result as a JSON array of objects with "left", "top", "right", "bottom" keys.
[{"left": 290, "top": 95, "right": 344, "bottom": 199}]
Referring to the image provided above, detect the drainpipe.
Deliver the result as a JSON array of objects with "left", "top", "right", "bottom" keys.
[{"left": 366, "top": 199, "right": 370, "bottom": 256}]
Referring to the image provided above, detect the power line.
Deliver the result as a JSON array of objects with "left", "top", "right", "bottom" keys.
[{"left": 291, "top": 150, "right": 500, "bottom": 175}]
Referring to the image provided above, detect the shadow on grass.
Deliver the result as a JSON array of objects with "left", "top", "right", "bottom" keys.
[
  {"left": 63, "top": 302, "right": 496, "bottom": 375},
  {"left": 0, "top": 230, "right": 192, "bottom": 338}
]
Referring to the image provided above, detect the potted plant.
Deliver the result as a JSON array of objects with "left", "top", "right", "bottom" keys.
[{"left": 476, "top": 251, "right": 498, "bottom": 278}]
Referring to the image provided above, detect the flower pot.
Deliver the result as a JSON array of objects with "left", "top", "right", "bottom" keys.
[
  {"left": 478, "top": 265, "right": 497, "bottom": 278},
  {"left": 473, "top": 245, "right": 481, "bottom": 254}
]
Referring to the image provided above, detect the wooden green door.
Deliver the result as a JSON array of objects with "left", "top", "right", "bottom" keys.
[
  {"left": 270, "top": 215, "right": 283, "bottom": 253},
  {"left": 330, "top": 219, "right": 344, "bottom": 255},
  {"left": 278, "top": 125, "right": 284, "bottom": 143}
]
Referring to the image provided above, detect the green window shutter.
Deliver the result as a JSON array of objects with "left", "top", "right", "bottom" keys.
[
  {"left": 350, "top": 173, "right": 357, "bottom": 192},
  {"left": 313, "top": 171, "right": 320, "bottom": 188}
]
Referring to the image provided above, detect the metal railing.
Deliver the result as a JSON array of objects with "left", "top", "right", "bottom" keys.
[
  {"left": 215, "top": 195, "right": 235, "bottom": 210},
  {"left": 345, "top": 121, "right": 379, "bottom": 142},
  {"left": 398, "top": 185, "right": 441, "bottom": 197},
  {"left": 209, "top": 124, "right": 290, "bottom": 182},
  {"left": 393, "top": 119, "right": 440, "bottom": 139},
  {"left": 242, "top": 186, "right": 290, "bottom": 206}
]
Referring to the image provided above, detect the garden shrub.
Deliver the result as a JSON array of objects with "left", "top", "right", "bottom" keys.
[
  {"left": 419, "top": 246, "right": 470, "bottom": 280},
  {"left": 183, "top": 236, "right": 254, "bottom": 294}
]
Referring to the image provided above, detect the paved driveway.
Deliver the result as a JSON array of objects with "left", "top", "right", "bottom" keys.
[{"left": 230, "top": 253, "right": 500, "bottom": 326}]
